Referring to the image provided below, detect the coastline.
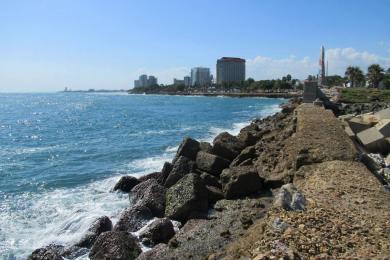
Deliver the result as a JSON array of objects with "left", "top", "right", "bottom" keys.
[{"left": 128, "top": 92, "right": 301, "bottom": 99}]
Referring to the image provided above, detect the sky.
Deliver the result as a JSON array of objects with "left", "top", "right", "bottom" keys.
[{"left": 0, "top": 0, "right": 390, "bottom": 92}]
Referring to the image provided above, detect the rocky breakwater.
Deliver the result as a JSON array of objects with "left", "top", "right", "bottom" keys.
[
  {"left": 214, "top": 103, "right": 390, "bottom": 259},
  {"left": 28, "top": 99, "right": 301, "bottom": 260}
]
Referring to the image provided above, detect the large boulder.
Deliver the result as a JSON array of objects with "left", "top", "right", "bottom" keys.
[
  {"left": 212, "top": 132, "right": 246, "bottom": 161},
  {"left": 136, "top": 244, "right": 168, "bottom": 260},
  {"left": 137, "top": 162, "right": 173, "bottom": 185},
  {"left": 230, "top": 146, "right": 256, "bottom": 167},
  {"left": 114, "top": 205, "right": 153, "bottom": 232},
  {"left": 199, "top": 142, "right": 213, "bottom": 153},
  {"left": 164, "top": 156, "right": 196, "bottom": 188},
  {"left": 220, "top": 166, "right": 263, "bottom": 199},
  {"left": 165, "top": 173, "right": 208, "bottom": 222},
  {"left": 75, "top": 216, "right": 112, "bottom": 248},
  {"left": 89, "top": 231, "right": 141, "bottom": 260},
  {"left": 137, "top": 172, "right": 160, "bottom": 183},
  {"left": 237, "top": 123, "right": 265, "bottom": 146},
  {"left": 200, "top": 172, "right": 221, "bottom": 188},
  {"left": 28, "top": 245, "right": 64, "bottom": 260},
  {"left": 62, "top": 246, "right": 89, "bottom": 259},
  {"left": 113, "top": 176, "right": 140, "bottom": 193},
  {"left": 131, "top": 178, "right": 166, "bottom": 217},
  {"left": 175, "top": 137, "right": 200, "bottom": 161},
  {"left": 273, "top": 183, "right": 306, "bottom": 211},
  {"left": 206, "top": 185, "right": 224, "bottom": 203},
  {"left": 196, "top": 151, "right": 230, "bottom": 176},
  {"left": 139, "top": 218, "right": 175, "bottom": 246}
]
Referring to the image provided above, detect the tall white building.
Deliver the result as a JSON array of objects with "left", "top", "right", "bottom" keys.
[{"left": 191, "top": 67, "right": 211, "bottom": 87}]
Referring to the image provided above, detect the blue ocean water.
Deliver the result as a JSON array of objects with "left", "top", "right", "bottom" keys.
[{"left": 0, "top": 93, "right": 285, "bottom": 259}]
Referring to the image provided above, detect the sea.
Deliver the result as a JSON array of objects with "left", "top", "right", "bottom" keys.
[{"left": 0, "top": 93, "right": 285, "bottom": 259}]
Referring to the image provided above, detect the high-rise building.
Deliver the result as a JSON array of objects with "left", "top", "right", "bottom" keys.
[
  {"left": 134, "top": 80, "right": 140, "bottom": 88},
  {"left": 148, "top": 76, "right": 158, "bottom": 86},
  {"left": 184, "top": 76, "right": 191, "bottom": 87},
  {"left": 134, "top": 74, "right": 158, "bottom": 88},
  {"left": 318, "top": 46, "right": 326, "bottom": 86},
  {"left": 140, "top": 74, "right": 148, "bottom": 87},
  {"left": 216, "top": 57, "right": 246, "bottom": 85},
  {"left": 191, "top": 67, "right": 211, "bottom": 86}
]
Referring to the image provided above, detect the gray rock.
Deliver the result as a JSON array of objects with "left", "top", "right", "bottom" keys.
[
  {"left": 230, "top": 146, "right": 256, "bottom": 167},
  {"left": 62, "top": 246, "right": 89, "bottom": 259},
  {"left": 200, "top": 172, "right": 221, "bottom": 188},
  {"left": 237, "top": 123, "right": 264, "bottom": 146},
  {"left": 75, "top": 216, "right": 112, "bottom": 248},
  {"left": 175, "top": 137, "right": 200, "bottom": 161},
  {"left": 196, "top": 151, "right": 230, "bottom": 176},
  {"left": 131, "top": 179, "right": 166, "bottom": 217},
  {"left": 137, "top": 172, "right": 161, "bottom": 183},
  {"left": 212, "top": 132, "right": 246, "bottom": 161},
  {"left": 164, "top": 156, "right": 196, "bottom": 188},
  {"left": 160, "top": 162, "right": 173, "bottom": 184},
  {"left": 199, "top": 142, "right": 213, "bottom": 153},
  {"left": 165, "top": 173, "right": 208, "bottom": 222},
  {"left": 136, "top": 243, "right": 168, "bottom": 260},
  {"left": 137, "top": 162, "right": 173, "bottom": 185},
  {"left": 220, "top": 166, "right": 263, "bottom": 199},
  {"left": 139, "top": 218, "right": 175, "bottom": 246},
  {"left": 89, "top": 231, "right": 141, "bottom": 260},
  {"left": 28, "top": 244, "right": 64, "bottom": 260},
  {"left": 274, "top": 183, "right": 306, "bottom": 211},
  {"left": 206, "top": 185, "right": 224, "bottom": 203},
  {"left": 272, "top": 218, "right": 289, "bottom": 232},
  {"left": 113, "top": 176, "right": 140, "bottom": 192},
  {"left": 114, "top": 205, "right": 153, "bottom": 232}
]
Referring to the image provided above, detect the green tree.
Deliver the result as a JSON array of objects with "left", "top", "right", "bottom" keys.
[
  {"left": 325, "top": 75, "right": 345, "bottom": 87},
  {"left": 381, "top": 75, "right": 390, "bottom": 89},
  {"left": 286, "top": 74, "right": 292, "bottom": 82},
  {"left": 367, "top": 64, "right": 385, "bottom": 88},
  {"left": 345, "top": 66, "right": 365, "bottom": 87}
]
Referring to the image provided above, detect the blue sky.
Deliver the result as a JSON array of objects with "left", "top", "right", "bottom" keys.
[{"left": 0, "top": 0, "right": 389, "bottom": 92}]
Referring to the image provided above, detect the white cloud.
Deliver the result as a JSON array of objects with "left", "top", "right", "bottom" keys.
[
  {"left": 246, "top": 55, "right": 317, "bottom": 80},
  {"left": 246, "top": 48, "right": 390, "bottom": 80}
]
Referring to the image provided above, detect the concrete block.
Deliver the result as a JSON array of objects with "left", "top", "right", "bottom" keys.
[
  {"left": 344, "top": 126, "right": 355, "bottom": 138},
  {"left": 357, "top": 127, "right": 390, "bottom": 154},
  {"left": 375, "top": 119, "right": 390, "bottom": 137},
  {"left": 374, "top": 108, "right": 390, "bottom": 120},
  {"left": 348, "top": 117, "right": 372, "bottom": 134}
]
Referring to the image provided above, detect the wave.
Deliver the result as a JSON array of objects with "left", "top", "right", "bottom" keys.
[{"left": 0, "top": 177, "right": 129, "bottom": 259}]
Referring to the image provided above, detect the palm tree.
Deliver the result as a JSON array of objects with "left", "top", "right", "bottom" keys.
[
  {"left": 345, "top": 66, "right": 365, "bottom": 87},
  {"left": 367, "top": 64, "right": 385, "bottom": 88}
]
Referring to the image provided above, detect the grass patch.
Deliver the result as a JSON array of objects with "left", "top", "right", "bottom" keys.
[{"left": 339, "top": 88, "right": 390, "bottom": 103}]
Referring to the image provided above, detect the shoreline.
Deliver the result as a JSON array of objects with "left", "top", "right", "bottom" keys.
[{"left": 129, "top": 92, "right": 301, "bottom": 99}]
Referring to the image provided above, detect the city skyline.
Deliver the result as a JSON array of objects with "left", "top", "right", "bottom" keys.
[{"left": 1, "top": 0, "right": 390, "bottom": 92}]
